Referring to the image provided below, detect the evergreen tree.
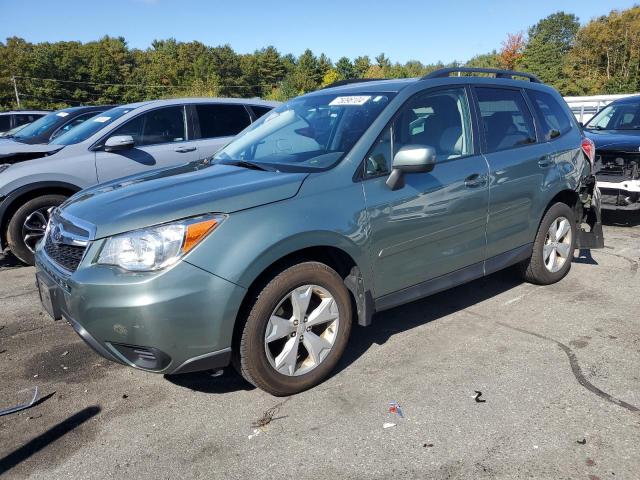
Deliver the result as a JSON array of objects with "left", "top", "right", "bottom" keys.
[
  {"left": 335, "top": 56, "right": 355, "bottom": 79},
  {"left": 520, "top": 12, "right": 580, "bottom": 89}
]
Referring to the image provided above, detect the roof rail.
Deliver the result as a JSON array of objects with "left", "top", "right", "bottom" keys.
[
  {"left": 322, "top": 78, "right": 387, "bottom": 89},
  {"left": 422, "top": 67, "right": 542, "bottom": 83}
]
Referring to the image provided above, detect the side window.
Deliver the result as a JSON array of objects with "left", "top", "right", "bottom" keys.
[
  {"left": 0, "top": 116, "right": 10, "bottom": 131},
  {"left": 14, "top": 114, "right": 38, "bottom": 127},
  {"left": 527, "top": 89, "right": 572, "bottom": 140},
  {"left": 52, "top": 112, "right": 99, "bottom": 139},
  {"left": 250, "top": 105, "right": 273, "bottom": 119},
  {"left": 476, "top": 87, "right": 536, "bottom": 152},
  {"left": 110, "top": 106, "right": 186, "bottom": 146},
  {"left": 195, "top": 104, "right": 251, "bottom": 139},
  {"left": 364, "top": 87, "right": 473, "bottom": 177}
]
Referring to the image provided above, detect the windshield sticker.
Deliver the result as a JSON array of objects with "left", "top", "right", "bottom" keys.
[
  {"left": 93, "top": 116, "right": 111, "bottom": 123},
  {"left": 329, "top": 95, "right": 372, "bottom": 106},
  {"left": 56, "top": 112, "right": 69, "bottom": 117}
]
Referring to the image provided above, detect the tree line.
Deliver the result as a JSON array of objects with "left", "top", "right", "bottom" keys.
[{"left": 0, "top": 5, "right": 638, "bottom": 110}]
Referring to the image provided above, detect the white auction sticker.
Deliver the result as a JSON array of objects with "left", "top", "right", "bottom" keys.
[
  {"left": 329, "top": 95, "right": 371, "bottom": 106},
  {"left": 93, "top": 116, "right": 111, "bottom": 123},
  {"left": 56, "top": 112, "right": 69, "bottom": 117}
]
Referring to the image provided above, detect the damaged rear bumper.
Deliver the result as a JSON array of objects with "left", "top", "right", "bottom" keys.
[{"left": 576, "top": 176, "right": 605, "bottom": 249}]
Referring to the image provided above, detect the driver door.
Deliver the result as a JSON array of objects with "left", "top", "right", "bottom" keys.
[
  {"left": 362, "top": 87, "right": 490, "bottom": 298},
  {"left": 95, "top": 106, "right": 196, "bottom": 182}
]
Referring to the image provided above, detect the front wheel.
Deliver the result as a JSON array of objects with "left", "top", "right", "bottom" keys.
[
  {"left": 236, "top": 262, "right": 352, "bottom": 396},
  {"left": 6, "top": 194, "right": 67, "bottom": 265},
  {"left": 520, "top": 202, "right": 577, "bottom": 285}
]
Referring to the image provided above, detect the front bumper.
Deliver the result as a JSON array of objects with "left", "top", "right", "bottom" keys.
[
  {"left": 597, "top": 179, "right": 640, "bottom": 211},
  {"left": 35, "top": 249, "right": 246, "bottom": 375}
]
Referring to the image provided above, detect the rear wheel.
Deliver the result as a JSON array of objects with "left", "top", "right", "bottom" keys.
[
  {"left": 236, "top": 262, "right": 352, "bottom": 396},
  {"left": 520, "top": 202, "right": 577, "bottom": 285},
  {"left": 6, "top": 194, "right": 67, "bottom": 265}
]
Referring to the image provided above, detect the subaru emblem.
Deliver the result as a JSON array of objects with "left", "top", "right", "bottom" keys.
[{"left": 51, "top": 225, "right": 62, "bottom": 244}]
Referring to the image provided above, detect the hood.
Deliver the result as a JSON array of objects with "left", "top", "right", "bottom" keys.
[
  {"left": 60, "top": 161, "right": 308, "bottom": 239},
  {"left": 0, "top": 142, "right": 64, "bottom": 163},
  {"left": 584, "top": 129, "right": 640, "bottom": 153}
]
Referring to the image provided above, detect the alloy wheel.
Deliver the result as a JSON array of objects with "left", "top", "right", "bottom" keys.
[
  {"left": 264, "top": 284, "right": 340, "bottom": 377},
  {"left": 543, "top": 216, "right": 572, "bottom": 273},
  {"left": 21, "top": 207, "right": 51, "bottom": 253}
]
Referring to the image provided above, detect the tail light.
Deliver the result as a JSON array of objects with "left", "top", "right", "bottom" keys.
[{"left": 581, "top": 137, "right": 596, "bottom": 168}]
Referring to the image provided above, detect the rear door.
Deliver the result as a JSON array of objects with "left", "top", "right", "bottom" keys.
[
  {"left": 189, "top": 103, "right": 252, "bottom": 159},
  {"left": 95, "top": 105, "right": 196, "bottom": 182},
  {"left": 362, "top": 86, "right": 490, "bottom": 298},
  {"left": 473, "top": 86, "right": 547, "bottom": 260}
]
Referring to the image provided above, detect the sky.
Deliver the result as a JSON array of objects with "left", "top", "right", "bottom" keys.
[{"left": 0, "top": 0, "right": 637, "bottom": 65}]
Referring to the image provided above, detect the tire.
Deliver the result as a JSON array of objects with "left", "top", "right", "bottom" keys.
[
  {"left": 236, "top": 261, "right": 352, "bottom": 396},
  {"left": 520, "top": 202, "right": 577, "bottom": 285},
  {"left": 6, "top": 194, "right": 67, "bottom": 265}
]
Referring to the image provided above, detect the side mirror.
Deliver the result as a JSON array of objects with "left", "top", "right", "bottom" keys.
[
  {"left": 386, "top": 144, "right": 436, "bottom": 191},
  {"left": 104, "top": 135, "right": 135, "bottom": 152}
]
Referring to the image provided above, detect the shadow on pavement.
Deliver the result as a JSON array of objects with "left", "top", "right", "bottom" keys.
[
  {"left": 333, "top": 268, "right": 523, "bottom": 376},
  {"left": 0, "top": 406, "right": 101, "bottom": 475},
  {"left": 573, "top": 248, "right": 599, "bottom": 265},
  {"left": 0, "top": 252, "right": 24, "bottom": 270},
  {"left": 165, "top": 368, "right": 256, "bottom": 393}
]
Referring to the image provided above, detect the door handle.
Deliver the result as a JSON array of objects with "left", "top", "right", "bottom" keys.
[
  {"left": 464, "top": 173, "right": 487, "bottom": 188},
  {"left": 174, "top": 146, "right": 196, "bottom": 153},
  {"left": 538, "top": 156, "right": 553, "bottom": 168}
]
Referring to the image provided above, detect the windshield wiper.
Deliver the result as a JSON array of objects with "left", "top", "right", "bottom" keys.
[{"left": 222, "top": 159, "right": 273, "bottom": 172}]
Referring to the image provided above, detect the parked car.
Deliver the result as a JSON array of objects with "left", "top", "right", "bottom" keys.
[
  {"left": 35, "top": 68, "right": 603, "bottom": 395},
  {"left": 0, "top": 98, "right": 278, "bottom": 264},
  {"left": 583, "top": 94, "right": 640, "bottom": 212},
  {"left": 0, "top": 110, "right": 49, "bottom": 134},
  {"left": 0, "top": 105, "right": 115, "bottom": 146}
]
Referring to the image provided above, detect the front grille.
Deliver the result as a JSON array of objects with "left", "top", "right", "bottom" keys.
[{"left": 44, "top": 234, "right": 86, "bottom": 272}]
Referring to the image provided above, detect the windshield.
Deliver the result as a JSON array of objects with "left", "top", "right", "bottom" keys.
[
  {"left": 13, "top": 111, "right": 68, "bottom": 140},
  {"left": 585, "top": 102, "right": 640, "bottom": 130},
  {"left": 51, "top": 106, "right": 135, "bottom": 145},
  {"left": 213, "top": 92, "right": 395, "bottom": 172}
]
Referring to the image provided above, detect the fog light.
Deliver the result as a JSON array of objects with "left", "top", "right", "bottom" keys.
[{"left": 109, "top": 343, "right": 171, "bottom": 371}]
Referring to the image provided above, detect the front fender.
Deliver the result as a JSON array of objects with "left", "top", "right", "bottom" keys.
[{"left": 184, "top": 180, "right": 371, "bottom": 292}]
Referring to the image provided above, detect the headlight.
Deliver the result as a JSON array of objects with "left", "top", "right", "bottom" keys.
[{"left": 97, "top": 214, "right": 225, "bottom": 271}]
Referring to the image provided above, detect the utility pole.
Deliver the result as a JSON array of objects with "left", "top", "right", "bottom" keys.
[{"left": 11, "top": 76, "right": 21, "bottom": 108}]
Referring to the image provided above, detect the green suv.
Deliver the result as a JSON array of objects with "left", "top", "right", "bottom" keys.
[{"left": 35, "top": 68, "right": 604, "bottom": 396}]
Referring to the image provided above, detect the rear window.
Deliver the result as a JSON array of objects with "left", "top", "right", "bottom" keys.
[
  {"left": 475, "top": 87, "right": 537, "bottom": 152},
  {"left": 250, "top": 105, "right": 273, "bottom": 119},
  {"left": 527, "top": 89, "right": 572, "bottom": 140},
  {"left": 195, "top": 104, "right": 251, "bottom": 139}
]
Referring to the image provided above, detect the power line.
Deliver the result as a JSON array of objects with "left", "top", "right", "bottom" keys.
[
  {"left": 12, "top": 75, "right": 276, "bottom": 89},
  {"left": 19, "top": 93, "right": 88, "bottom": 105}
]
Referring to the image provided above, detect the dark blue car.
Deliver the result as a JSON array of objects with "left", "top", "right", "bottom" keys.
[{"left": 583, "top": 95, "right": 640, "bottom": 211}]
